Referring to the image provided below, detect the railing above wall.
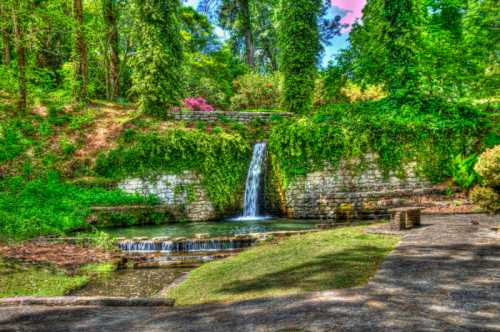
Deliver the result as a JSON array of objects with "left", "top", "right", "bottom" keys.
[{"left": 168, "top": 111, "right": 293, "bottom": 124}]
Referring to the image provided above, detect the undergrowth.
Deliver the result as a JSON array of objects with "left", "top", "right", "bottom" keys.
[{"left": 0, "top": 173, "right": 159, "bottom": 240}]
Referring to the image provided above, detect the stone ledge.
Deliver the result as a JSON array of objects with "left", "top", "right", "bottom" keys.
[
  {"left": 169, "top": 111, "right": 293, "bottom": 123},
  {"left": 0, "top": 296, "right": 174, "bottom": 307}
]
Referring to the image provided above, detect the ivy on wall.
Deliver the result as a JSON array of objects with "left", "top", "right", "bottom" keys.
[
  {"left": 95, "top": 129, "right": 251, "bottom": 211},
  {"left": 269, "top": 97, "right": 490, "bottom": 186}
]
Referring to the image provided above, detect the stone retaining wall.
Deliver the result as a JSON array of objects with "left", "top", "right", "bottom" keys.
[
  {"left": 118, "top": 171, "right": 216, "bottom": 221},
  {"left": 269, "top": 155, "right": 436, "bottom": 219},
  {"left": 169, "top": 111, "right": 292, "bottom": 124}
]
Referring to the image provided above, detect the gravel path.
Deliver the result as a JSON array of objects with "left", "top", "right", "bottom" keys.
[{"left": 1, "top": 214, "right": 499, "bottom": 332}]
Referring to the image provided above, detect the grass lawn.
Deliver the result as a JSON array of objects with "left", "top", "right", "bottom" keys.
[
  {"left": 0, "top": 258, "right": 89, "bottom": 298},
  {"left": 169, "top": 225, "right": 399, "bottom": 305}
]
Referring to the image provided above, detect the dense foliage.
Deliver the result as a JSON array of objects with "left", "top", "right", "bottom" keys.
[
  {"left": 130, "top": 0, "right": 184, "bottom": 115},
  {"left": 269, "top": 97, "right": 489, "bottom": 185},
  {"left": 0, "top": 174, "right": 158, "bottom": 240},
  {"left": 278, "top": 0, "right": 321, "bottom": 114},
  {"left": 0, "top": 0, "right": 498, "bottom": 242},
  {"left": 95, "top": 129, "right": 251, "bottom": 210},
  {"left": 344, "top": 0, "right": 499, "bottom": 100},
  {"left": 230, "top": 72, "right": 282, "bottom": 111}
]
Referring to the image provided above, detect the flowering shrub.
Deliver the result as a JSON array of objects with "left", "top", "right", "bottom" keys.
[
  {"left": 177, "top": 97, "right": 214, "bottom": 112},
  {"left": 230, "top": 73, "right": 283, "bottom": 111},
  {"left": 470, "top": 145, "right": 500, "bottom": 214}
]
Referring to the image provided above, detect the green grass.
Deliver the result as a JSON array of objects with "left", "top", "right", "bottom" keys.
[
  {"left": 0, "top": 175, "right": 159, "bottom": 240},
  {"left": 79, "top": 262, "right": 118, "bottom": 276},
  {"left": 0, "top": 259, "right": 89, "bottom": 298},
  {"left": 169, "top": 225, "right": 399, "bottom": 305}
]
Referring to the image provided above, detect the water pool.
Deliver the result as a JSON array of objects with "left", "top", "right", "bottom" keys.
[{"left": 96, "top": 218, "right": 328, "bottom": 239}]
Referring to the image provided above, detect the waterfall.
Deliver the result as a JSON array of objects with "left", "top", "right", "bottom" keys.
[
  {"left": 118, "top": 238, "right": 256, "bottom": 253},
  {"left": 238, "top": 142, "right": 268, "bottom": 220}
]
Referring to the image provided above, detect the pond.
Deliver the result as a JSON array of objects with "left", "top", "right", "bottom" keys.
[{"left": 98, "top": 218, "right": 327, "bottom": 239}]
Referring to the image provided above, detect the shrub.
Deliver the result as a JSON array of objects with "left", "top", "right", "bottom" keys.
[
  {"left": 470, "top": 146, "right": 500, "bottom": 214},
  {"left": 470, "top": 186, "right": 500, "bottom": 214},
  {"left": 230, "top": 73, "right": 282, "bottom": 111},
  {"left": 177, "top": 97, "right": 214, "bottom": 112},
  {"left": 342, "top": 82, "right": 387, "bottom": 102},
  {"left": 451, "top": 154, "right": 479, "bottom": 191},
  {"left": 474, "top": 145, "right": 500, "bottom": 187}
]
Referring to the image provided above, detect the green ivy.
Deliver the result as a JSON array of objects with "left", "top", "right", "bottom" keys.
[
  {"left": 278, "top": 0, "right": 321, "bottom": 114},
  {"left": 269, "top": 97, "right": 489, "bottom": 186},
  {"left": 95, "top": 129, "right": 251, "bottom": 211},
  {"left": 130, "top": 0, "right": 184, "bottom": 116}
]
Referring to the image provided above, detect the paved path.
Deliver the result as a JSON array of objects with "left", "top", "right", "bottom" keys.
[{"left": 1, "top": 214, "right": 499, "bottom": 332}]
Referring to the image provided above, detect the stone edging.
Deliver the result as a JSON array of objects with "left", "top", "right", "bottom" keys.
[
  {"left": 169, "top": 110, "right": 292, "bottom": 124},
  {"left": 0, "top": 296, "right": 174, "bottom": 307}
]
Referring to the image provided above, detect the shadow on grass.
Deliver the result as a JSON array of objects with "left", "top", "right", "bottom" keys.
[{"left": 218, "top": 245, "right": 390, "bottom": 296}]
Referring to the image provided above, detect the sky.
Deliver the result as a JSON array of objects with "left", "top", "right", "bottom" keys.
[{"left": 185, "top": 0, "right": 366, "bottom": 65}]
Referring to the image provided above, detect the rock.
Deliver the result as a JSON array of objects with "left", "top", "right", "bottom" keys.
[
  {"left": 195, "top": 233, "right": 209, "bottom": 239},
  {"left": 152, "top": 237, "right": 171, "bottom": 242}
]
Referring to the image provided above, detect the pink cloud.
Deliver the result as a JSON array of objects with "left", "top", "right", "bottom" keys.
[{"left": 332, "top": 0, "right": 366, "bottom": 32}]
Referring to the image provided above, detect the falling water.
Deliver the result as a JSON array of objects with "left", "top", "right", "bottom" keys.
[
  {"left": 118, "top": 238, "right": 256, "bottom": 253},
  {"left": 239, "top": 142, "right": 267, "bottom": 220}
]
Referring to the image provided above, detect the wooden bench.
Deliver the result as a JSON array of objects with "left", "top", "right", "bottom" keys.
[{"left": 389, "top": 207, "right": 422, "bottom": 231}]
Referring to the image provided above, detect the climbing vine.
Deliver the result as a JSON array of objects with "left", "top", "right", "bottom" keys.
[
  {"left": 278, "top": 0, "right": 322, "bottom": 114},
  {"left": 269, "top": 97, "right": 490, "bottom": 185},
  {"left": 95, "top": 129, "right": 251, "bottom": 211}
]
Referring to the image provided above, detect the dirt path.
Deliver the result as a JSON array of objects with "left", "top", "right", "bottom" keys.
[{"left": 0, "top": 214, "right": 499, "bottom": 332}]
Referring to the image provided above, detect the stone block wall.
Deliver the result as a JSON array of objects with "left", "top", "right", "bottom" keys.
[
  {"left": 118, "top": 171, "right": 217, "bottom": 221},
  {"left": 169, "top": 111, "right": 292, "bottom": 124},
  {"left": 269, "top": 155, "right": 436, "bottom": 220}
]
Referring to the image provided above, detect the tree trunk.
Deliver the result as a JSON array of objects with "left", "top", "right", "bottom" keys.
[
  {"left": 1, "top": 30, "right": 9, "bottom": 65},
  {"left": 12, "top": 8, "right": 26, "bottom": 113},
  {"left": 103, "top": 0, "right": 120, "bottom": 99},
  {"left": 239, "top": 0, "right": 255, "bottom": 68},
  {"left": 0, "top": 3, "right": 10, "bottom": 65},
  {"left": 73, "top": 0, "right": 88, "bottom": 102}
]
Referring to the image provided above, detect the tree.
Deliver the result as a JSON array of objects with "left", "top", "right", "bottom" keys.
[
  {"left": 0, "top": 2, "right": 11, "bottom": 65},
  {"left": 279, "top": 0, "right": 322, "bottom": 114},
  {"left": 131, "top": 0, "right": 184, "bottom": 116},
  {"left": 73, "top": 0, "right": 89, "bottom": 102},
  {"left": 463, "top": 0, "right": 499, "bottom": 98},
  {"left": 199, "top": 0, "right": 255, "bottom": 68},
  {"left": 11, "top": 1, "right": 27, "bottom": 112},
  {"left": 382, "top": 0, "right": 423, "bottom": 99},
  {"left": 103, "top": 0, "right": 120, "bottom": 99}
]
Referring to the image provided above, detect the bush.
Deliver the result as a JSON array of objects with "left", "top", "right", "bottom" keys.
[
  {"left": 451, "top": 154, "right": 479, "bottom": 191},
  {"left": 474, "top": 145, "right": 500, "bottom": 187},
  {"left": 470, "top": 186, "right": 500, "bottom": 214},
  {"left": 470, "top": 145, "right": 500, "bottom": 214},
  {"left": 177, "top": 97, "right": 214, "bottom": 112},
  {"left": 230, "top": 73, "right": 282, "bottom": 111}
]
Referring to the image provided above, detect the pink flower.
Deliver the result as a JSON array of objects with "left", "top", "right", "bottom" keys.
[{"left": 181, "top": 97, "right": 214, "bottom": 112}]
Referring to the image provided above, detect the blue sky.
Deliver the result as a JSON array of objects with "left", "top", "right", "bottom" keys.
[{"left": 185, "top": 0, "right": 353, "bottom": 65}]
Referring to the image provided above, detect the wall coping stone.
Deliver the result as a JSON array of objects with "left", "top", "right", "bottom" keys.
[{"left": 168, "top": 110, "right": 293, "bottom": 123}]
